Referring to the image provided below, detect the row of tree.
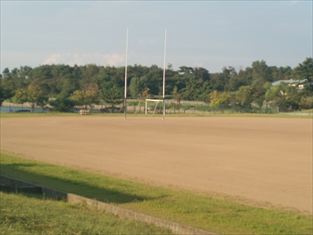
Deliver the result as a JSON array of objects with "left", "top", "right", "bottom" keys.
[{"left": 0, "top": 58, "right": 312, "bottom": 112}]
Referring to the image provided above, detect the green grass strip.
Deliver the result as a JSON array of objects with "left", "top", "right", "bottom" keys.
[
  {"left": 1, "top": 152, "right": 312, "bottom": 235},
  {"left": 0, "top": 112, "right": 79, "bottom": 118},
  {"left": 1, "top": 111, "right": 312, "bottom": 119},
  {"left": 0, "top": 192, "right": 172, "bottom": 235}
]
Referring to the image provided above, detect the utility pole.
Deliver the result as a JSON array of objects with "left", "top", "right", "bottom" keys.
[{"left": 124, "top": 28, "right": 128, "bottom": 120}]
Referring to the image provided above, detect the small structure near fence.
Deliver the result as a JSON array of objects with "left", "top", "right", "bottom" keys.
[{"left": 79, "top": 109, "right": 90, "bottom": 115}]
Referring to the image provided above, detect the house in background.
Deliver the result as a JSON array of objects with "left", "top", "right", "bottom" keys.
[{"left": 272, "top": 79, "right": 308, "bottom": 89}]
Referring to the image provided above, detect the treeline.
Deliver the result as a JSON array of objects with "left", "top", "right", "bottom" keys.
[{"left": 0, "top": 58, "right": 312, "bottom": 112}]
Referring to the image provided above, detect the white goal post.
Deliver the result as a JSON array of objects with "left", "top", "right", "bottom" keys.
[
  {"left": 145, "top": 99, "right": 164, "bottom": 115},
  {"left": 123, "top": 29, "right": 167, "bottom": 119}
]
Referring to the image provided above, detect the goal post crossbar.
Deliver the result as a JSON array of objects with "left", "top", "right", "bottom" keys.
[
  {"left": 145, "top": 99, "right": 165, "bottom": 115},
  {"left": 145, "top": 99, "right": 163, "bottom": 102}
]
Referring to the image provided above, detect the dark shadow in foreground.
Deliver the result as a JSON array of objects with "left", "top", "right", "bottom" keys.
[{"left": 0, "top": 163, "right": 165, "bottom": 204}]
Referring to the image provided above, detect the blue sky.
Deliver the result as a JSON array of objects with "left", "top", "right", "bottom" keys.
[{"left": 1, "top": 1, "right": 312, "bottom": 72}]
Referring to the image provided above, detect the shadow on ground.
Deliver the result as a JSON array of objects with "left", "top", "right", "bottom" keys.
[{"left": 0, "top": 162, "right": 164, "bottom": 204}]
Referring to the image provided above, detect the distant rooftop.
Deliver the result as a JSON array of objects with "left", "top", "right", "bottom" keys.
[{"left": 272, "top": 79, "right": 307, "bottom": 86}]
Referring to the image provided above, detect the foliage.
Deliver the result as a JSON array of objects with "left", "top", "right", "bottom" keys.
[
  {"left": 101, "top": 82, "right": 123, "bottom": 111},
  {"left": 172, "top": 86, "right": 182, "bottom": 111},
  {"left": 0, "top": 58, "right": 312, "bottom": 112},
  {"left": 235, "top": 86, "right": 253, "bottom": 108},
  {"left": 294, "top": 58, "right": 313, "bottom": 82},
  {"left": 209, "top": 91, "right": 231, "bottom": 109},
  {"left": 12, "top": 88, "right": 28, "bottom": 104},
  {"left": 299, "top": 96, "right": 313, "bottom": 109},
  {"left": 70, "top": 83, "right": 99, "bottom": 108},
  {"left": 12, "top": 83, "right": 47, "bottom": 110},
  {"left": 26, "top": 83, "right": 48, "bottom": 108},
  {"left": 49, "top": 97, "right": 75, "bottom": 112},
  {"left": 129, "top": 77, "right": 144, "bottom": 98},
  {"left": 0, "top": 80, "right": 13, "bottom": 106}
]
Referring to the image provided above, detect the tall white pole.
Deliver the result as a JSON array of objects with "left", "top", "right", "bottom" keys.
[
  {"left": 162, "top": 29, "right": 167, "bottom": 119},
  {"left": 124, "top": 28, "right": 128, "bottom": 119}
]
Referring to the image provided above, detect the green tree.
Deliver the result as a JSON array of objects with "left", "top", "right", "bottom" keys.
[
  {"left": 173, "top": 86, "right": 182, "bottom": 105},
  {"left": 264, "top": 84, "right": 300, "bottom": 111},
  {"left": 1, "top": 60, "right": 310, "bottom": 113},
  {"left": 129, "top": 77, "right": 144, "bottom": 98},
  {"left": 27, "top": 83, "right": 48, "bottom": 109},
  {"left": 0, "top": 81, "right": 13, "bottom": 106},
  {"left": 235, "top": 86, "right": 253, "bottom": 109},
  {"left": 251, "top": 60, "right": 272, "bottom": 82},
  {"left": 294, "top": 58, "right": 313, "bottom": 82},
  {"left": 12, "top": 83, "right": 47, "bottom": 111},
  {"left": 2, "top": 68, "right": 10, "bottom": 79},
  {"left": 101, "top": 83, "right": 123, "bottom": 112},
  {"left": 70, "top": 83, "right": 99, "bottom": 109},
  {"left": 49, "top": 96, "right": 75, "bottom": 112},
  {"left": 13, "top": 88, "right": 28, "bottom": 104},
  {"left": 299, "top": 96, "right": 313, "bottom": 109},
  {"left": 209, "top": 91, "right": 231, "bottom": 109},
  {"left": 172, "top": 86, "right": 182, "bottom": 112}
]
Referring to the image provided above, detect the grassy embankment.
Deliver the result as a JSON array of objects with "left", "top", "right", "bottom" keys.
[
  {"left": 0, "top": 152, "right": 312, "bottom": 235},
  {"left": 0, "top": 192, "right": 172, "bottom": 235}
]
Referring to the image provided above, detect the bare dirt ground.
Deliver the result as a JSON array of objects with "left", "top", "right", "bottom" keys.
[{"left": 1, "top": 116, "right": 312, "bottom": 213}]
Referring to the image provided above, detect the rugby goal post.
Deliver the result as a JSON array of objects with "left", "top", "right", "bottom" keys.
[{"left": 123, "top": 29, "right": 167, "bottom": 119}]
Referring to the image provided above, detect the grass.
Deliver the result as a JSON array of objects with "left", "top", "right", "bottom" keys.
[
  {"left": 0, "top": 192, "right": 172, "bottom": 235},
  {"left": 1, "top": 152, "right": 312, "bottom": 235},
  {"left": 1, "top": 110, "right": 312, "bottom": 119},
  {"left": 0, "top": 112, "right": 79, "bottom": 118}
]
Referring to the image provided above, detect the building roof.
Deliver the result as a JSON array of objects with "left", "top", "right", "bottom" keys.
[{"left": 272, "top": 79, "right": 307, "bottom": 86}]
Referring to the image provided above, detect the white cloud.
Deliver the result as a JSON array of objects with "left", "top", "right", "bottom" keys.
[{"left": 42, "top": 52, "right": 124, "bottom": 66}]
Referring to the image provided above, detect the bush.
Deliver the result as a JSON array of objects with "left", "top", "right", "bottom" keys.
[
  {"left": 50, "top": 97, "right": 75, "bottom": 112},
  {"left": 300, "top": 96, "right": 313, "bottom": 109}
]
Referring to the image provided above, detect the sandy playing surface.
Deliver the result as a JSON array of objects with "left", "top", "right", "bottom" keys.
[{"left": 1, "top": 116, "right": 312, "bottom": 213}]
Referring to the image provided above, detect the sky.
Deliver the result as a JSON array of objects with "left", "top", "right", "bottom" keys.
[{"left": 1, "top": 1, "right": 312, "bottom": 72}]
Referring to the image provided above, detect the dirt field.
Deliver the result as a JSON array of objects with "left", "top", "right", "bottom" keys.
[{"left": 1, "top": 116, "right": 312, "bottom": 213}]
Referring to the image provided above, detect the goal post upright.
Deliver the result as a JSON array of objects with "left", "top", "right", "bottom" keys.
[
  {"left": 162, "top": 29, "right": 167, "bottom": 119},
  {"left": 124, "top": 28, "right": 129, "bottom": 120}
]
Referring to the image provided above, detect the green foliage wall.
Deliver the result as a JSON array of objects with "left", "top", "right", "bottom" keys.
[{"left": 0, "top": 58, "right": 312, "bottom": 112}]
